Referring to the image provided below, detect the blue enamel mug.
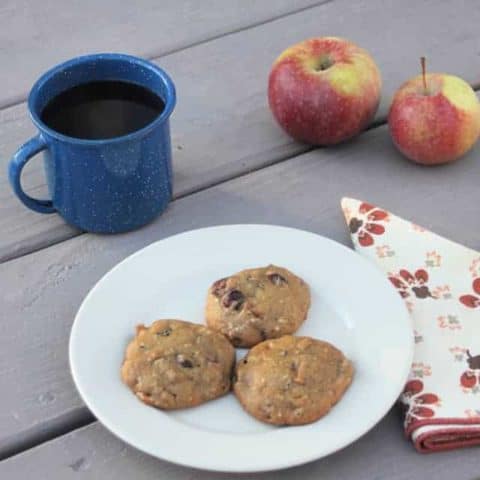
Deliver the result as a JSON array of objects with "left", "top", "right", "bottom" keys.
[{"left": 8, "top": 53, "right": 176, "bottom": 233}]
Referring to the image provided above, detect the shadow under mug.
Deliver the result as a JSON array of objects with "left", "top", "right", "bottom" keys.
[{"left": 8, "top": 53, "right": 176, "bottom": 233}]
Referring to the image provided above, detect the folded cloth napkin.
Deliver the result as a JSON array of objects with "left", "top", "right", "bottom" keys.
[{"left": 341, "top": 197, "right": 480, "bottom": 453}]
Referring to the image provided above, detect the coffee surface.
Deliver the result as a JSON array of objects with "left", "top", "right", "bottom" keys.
[{"left": 41, "top": 80, "right": 165, "bottom": 139}]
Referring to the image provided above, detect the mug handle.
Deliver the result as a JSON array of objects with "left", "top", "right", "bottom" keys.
[{"left": 8, "top": 135, "right": 56, "bottom": 214}]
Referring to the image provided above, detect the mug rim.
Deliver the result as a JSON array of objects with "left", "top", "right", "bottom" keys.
[{"left": 28, "top": 53, "right": 176, "bottom": 145}]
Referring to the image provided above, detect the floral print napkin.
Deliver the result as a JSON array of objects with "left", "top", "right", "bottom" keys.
[{"left": 341, "top": 197, "right": 480, "bottom": 453}]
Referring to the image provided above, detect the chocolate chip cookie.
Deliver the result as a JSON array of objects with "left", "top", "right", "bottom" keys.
[
  {"left": 233, "top": 336, "right": 354, "bottom": 425},
  {"left": 205, "top": 265, "right": 310, "bottom": 348},
  {"left": 121, "top": 319, "right": 235, "bottom": 409}
]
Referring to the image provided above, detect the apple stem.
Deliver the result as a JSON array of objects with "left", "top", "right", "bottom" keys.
[{"left": 421, "top": 56, "right": 428, "bottom": 95}]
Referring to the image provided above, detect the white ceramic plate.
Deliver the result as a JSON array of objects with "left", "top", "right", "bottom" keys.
[{"left": 70, "top": 225, "right": 413, "bottom": 472}]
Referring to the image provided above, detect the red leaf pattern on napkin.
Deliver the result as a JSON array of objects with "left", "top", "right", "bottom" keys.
[
  {"left": 348, "top": 202, "right": 388, "bottom": 247},
  {"left": 459, "top": 278, "right": 480, "bottom": 309},
  {"left": 402, "top": 380, "right": 440, "bottom": 427},
  {"left": 342, "top": 198, "right": 480, "bottom": 452},
  {"left": 388, "top": 268, "right": 434, "bottom": 299}
]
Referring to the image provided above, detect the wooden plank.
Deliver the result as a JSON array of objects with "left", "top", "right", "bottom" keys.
[
  {"left": 2, "top": 0, "right": 480, "bottom": 262},
  {"left": 1, "top": 120, "right": 479, "bottom": 457},
  {"left": 0, "top": 0, "right": 322, "bottom": 107},
  {"left": 2, "top": 410, "right": 480, "bottom": 480},
  {"left": 0, "top": 0, "right": 325, "bottom": 263}
]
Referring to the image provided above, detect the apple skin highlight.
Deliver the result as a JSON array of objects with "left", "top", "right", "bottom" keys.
[
  {"left": 388, "top": 74, "right": 480, "bottom": 165},
  {"left": 268, "top": 37, "right": 382, "bottom": 146}
]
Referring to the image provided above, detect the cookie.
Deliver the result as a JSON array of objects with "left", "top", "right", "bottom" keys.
[
  {"left": 121, "top": 319, "right": 235, "bottom": 409},
  {"left": 233, "top": 336, "right": 354, "bottom": 425},
  {"left": 205, "top": 265, "right": 310, "bottom": 348}
]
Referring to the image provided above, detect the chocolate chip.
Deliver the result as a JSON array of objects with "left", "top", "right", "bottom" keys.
[
  {"left": 267, "top": 273, "right": 287, "bottom": 286},
  {"left": 231, "top": 336, "right": 243, "bottom": 347},
  {"left": 349, "top": 217, "right": 363, "bottom": 234},
  {"left": 176, "top": 354, "right": 193, "bottom": 368},
  {"left": 156, "top": 328, "right": 171, "bottom": 336},
  {"left": 222, "top": 289, "right": 245, "bottom": 311},
  {"left": 243, "top": 359, "right": 248, "bottom": 364},
  {"left": 212, "top": 278, "right": 228, "bottom": 297}
]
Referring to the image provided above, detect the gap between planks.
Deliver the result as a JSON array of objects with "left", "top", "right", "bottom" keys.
[
  {"left": 0, "top": 113, "right": 418, "bottom": 265},
  {"left": 0, "top": 0, "right": 334, "bottom": 112},
  {"left": 2, "top": 85, "right": 479, "bottom": 267},
  {"left": 0, "top": 411, "right": 94, "bottom": 462}
]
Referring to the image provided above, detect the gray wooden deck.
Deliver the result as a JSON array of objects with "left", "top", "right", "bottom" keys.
[{"left": 1, "top": 1, "right": 479, "bottom": 478}]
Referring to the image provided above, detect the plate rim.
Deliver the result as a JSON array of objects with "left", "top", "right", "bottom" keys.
[{"left": 69, "top": 224, "right": 414, "bottom": 472}]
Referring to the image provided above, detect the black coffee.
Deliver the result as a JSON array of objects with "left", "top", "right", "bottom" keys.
[{"left": 41, "top": 80, "right": 165, "bottom": 139}]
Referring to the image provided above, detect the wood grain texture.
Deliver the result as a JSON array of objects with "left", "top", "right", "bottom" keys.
[
  {"left": 0, "top": 0, "right": 322, "bottom": 107},
  {"left": 1, "top": 119, "right": 480, "bottom": 459},
  {"left": 2, "top": 0, "right": 480, "bottom": 262},
  {"left": 2, "top": 411, "right": 480, "bottom": 480},
  {"left": 0, "top": 0, "right": 326, "bottom": 263}
]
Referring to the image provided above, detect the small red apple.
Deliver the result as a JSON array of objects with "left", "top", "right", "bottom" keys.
[
  {"left": 268, "top": 37, "right": 382, "bottom": 146},
  {"left": 388, "top": 58, "right": 480, "bottom": 165},
  {"left": 460, "top": 370, "right": 477, "bottom": 389}
]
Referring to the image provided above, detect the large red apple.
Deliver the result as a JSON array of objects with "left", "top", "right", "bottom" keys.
[
  {"left": 268, "top": 37, "right": 382, "bottom": 145},
  {"left": 388, "top": 58, "right": 480, "bottom": 165}
]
